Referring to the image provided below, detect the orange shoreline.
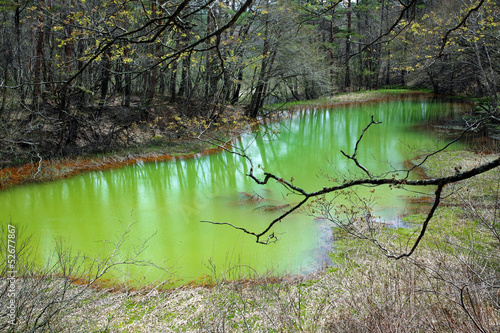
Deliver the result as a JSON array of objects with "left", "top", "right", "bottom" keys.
[
  {"left": 0, "top": 92, "right": 466, "bottom": 191},
  {"left": 0, "top": 146, "right": 226, "bottom": 191}
]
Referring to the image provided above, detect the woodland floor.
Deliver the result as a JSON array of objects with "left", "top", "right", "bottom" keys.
[{"left": 1, "top": 89, "right": 492, "bottom": 191}]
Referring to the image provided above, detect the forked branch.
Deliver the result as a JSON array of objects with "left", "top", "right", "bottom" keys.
[
  {"left": 341, "top": 115, "right": 381, "bottom": 178},
  {"left": 200, "top": 116, "right": 500, "bottom": 258}
]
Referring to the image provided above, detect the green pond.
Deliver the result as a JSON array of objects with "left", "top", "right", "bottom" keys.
[{"left": 0, "top": 97, "right": 468, "bottom": 286}]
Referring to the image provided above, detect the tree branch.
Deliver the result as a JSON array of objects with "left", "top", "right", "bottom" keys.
[
  {"left": 201, "top": 115, "right": 500, "bottom": 259},
  {"left": 349, "top": 0, "right": 418, "bottom": 61},
  {"left": 402, "top": 118, "right": 485, "bottom": 178},
  {"left": 439, "top": 0, "right": 486, "bottom": 57},
  {"left": 340, "top": 115, "right": 381, "bottom": 178},
  {"left": 59, "top": 0, "right": 253, "bottom": 90},
  {"left": 388, "top": 184, "right": 444, "bottom": 259}
]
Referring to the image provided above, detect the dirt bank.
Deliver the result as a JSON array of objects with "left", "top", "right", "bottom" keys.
[{"left": 0, "top": 90, "right": 481, "bottom": 191}]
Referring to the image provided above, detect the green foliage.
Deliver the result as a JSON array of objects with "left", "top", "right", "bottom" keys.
[{"left": 0, "top": 0, "right": 17, "bottom": 11}]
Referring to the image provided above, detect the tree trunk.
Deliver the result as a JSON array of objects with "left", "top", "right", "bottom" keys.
[
  {"left": 169, "top": 64, "right": 177, "bottom": 103},
  {"left": 147, "top": 2, "right": 160, "bottom": 105},
  {"left": 97, "top": 51, "right": 111, "bottom": 118},
  {"left": 33, "top": 0, "right": 45, "bottom": 104},
  {"left": 344, "top": 0, "right": 352, "bottom": 90},
  {"left": 178, "top": 55, "right": 192, "bottom": 99},
  {"left": 123, "top": 46, "right": 131, "bottom": 107},
  {"left": 230, "top": 69, "right": 243, "bottom": 104},
  {"left": 14, "top": 6, "right": 26, "bottom": 103},
  {"left": 329, "top": 6, "right": 336, "bottom": 89}
]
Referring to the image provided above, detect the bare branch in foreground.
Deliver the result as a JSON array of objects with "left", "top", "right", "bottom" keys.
[
  {"left": 340, "top": 115, "right": 381, "bottom": 178},
  {"left": 400, "top": 118, "right": 485, "bottom": 178},
  {"left": 199, "top": 115, "right": 500, "bottom": 258},
  {"left": 381, "top": 184, "right": 444, "bottom": 259}
]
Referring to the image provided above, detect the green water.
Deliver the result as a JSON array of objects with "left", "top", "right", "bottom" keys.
[{"left": 0, "top": 98, "right": 467, "bottom": 285}]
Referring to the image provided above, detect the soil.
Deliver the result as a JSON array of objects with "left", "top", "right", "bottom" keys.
[
  {"left": 2, "top": 91, "right": 496, "bottom": 191},
  {"left": 0, "top": 99, "right": 248, "bottom": 190}
]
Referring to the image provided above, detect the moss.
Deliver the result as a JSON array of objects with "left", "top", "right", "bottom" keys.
[{"left": 330, "top": 232, "right": 373, "bottom": 267}]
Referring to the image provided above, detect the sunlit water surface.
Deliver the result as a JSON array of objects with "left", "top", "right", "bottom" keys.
[{"left": 0, "top": 98, "right": 468, "bottom": 285}]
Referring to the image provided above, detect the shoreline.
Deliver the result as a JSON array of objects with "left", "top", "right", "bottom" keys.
[
  {"left": 2, "top": 91, "right": 498, "bottom": 304},
  {"left": 0, "top": 144, "right": 227, "bottom": 191},
  {"left": 0, "top": 90, "right": 458, "bottom": 191}
]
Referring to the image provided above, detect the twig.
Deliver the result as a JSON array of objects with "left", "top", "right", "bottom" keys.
[
  {"left": 402, "top": 117, "right": 486, "bottom": 178},
  {"left": 387, "top": 184, "right": 444, "bottom": 259},
  {"left": 34, "top": 153, "right": 43, "bottom": 180},
  {"left": 340, "top": 115, "right": 381, "bottom": 178}
]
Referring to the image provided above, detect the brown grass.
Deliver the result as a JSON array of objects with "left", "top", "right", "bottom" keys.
[{"left": 3, "top": 238, "right": 495, "bottom": 332}]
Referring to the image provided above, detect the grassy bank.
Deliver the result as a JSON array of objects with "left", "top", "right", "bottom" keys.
[
  {"left": 264, "top": 88, "right": 432, "bottom": 111},
  {"left": 1, "top": 149, "right": 499, "bottom": 332}
]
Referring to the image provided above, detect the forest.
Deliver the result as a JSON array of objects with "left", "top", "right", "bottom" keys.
[
  {"left": 0, "top": 0, "right": 498, "bottom": 166},
  {"left": 1, "top": 1, "right": 500, "bottom": 332}
]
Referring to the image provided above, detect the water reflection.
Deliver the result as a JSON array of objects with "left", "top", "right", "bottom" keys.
[{"left": 0, "top": 98, "right": 467, "bottom": 284}]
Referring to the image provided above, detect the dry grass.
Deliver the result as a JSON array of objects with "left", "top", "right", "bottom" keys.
[
  {"left": 2, "top": 233, "right": 498, "bottom": 332},
  {"left": 1, "top": 150, "right": 499, "bottom": 332}
]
